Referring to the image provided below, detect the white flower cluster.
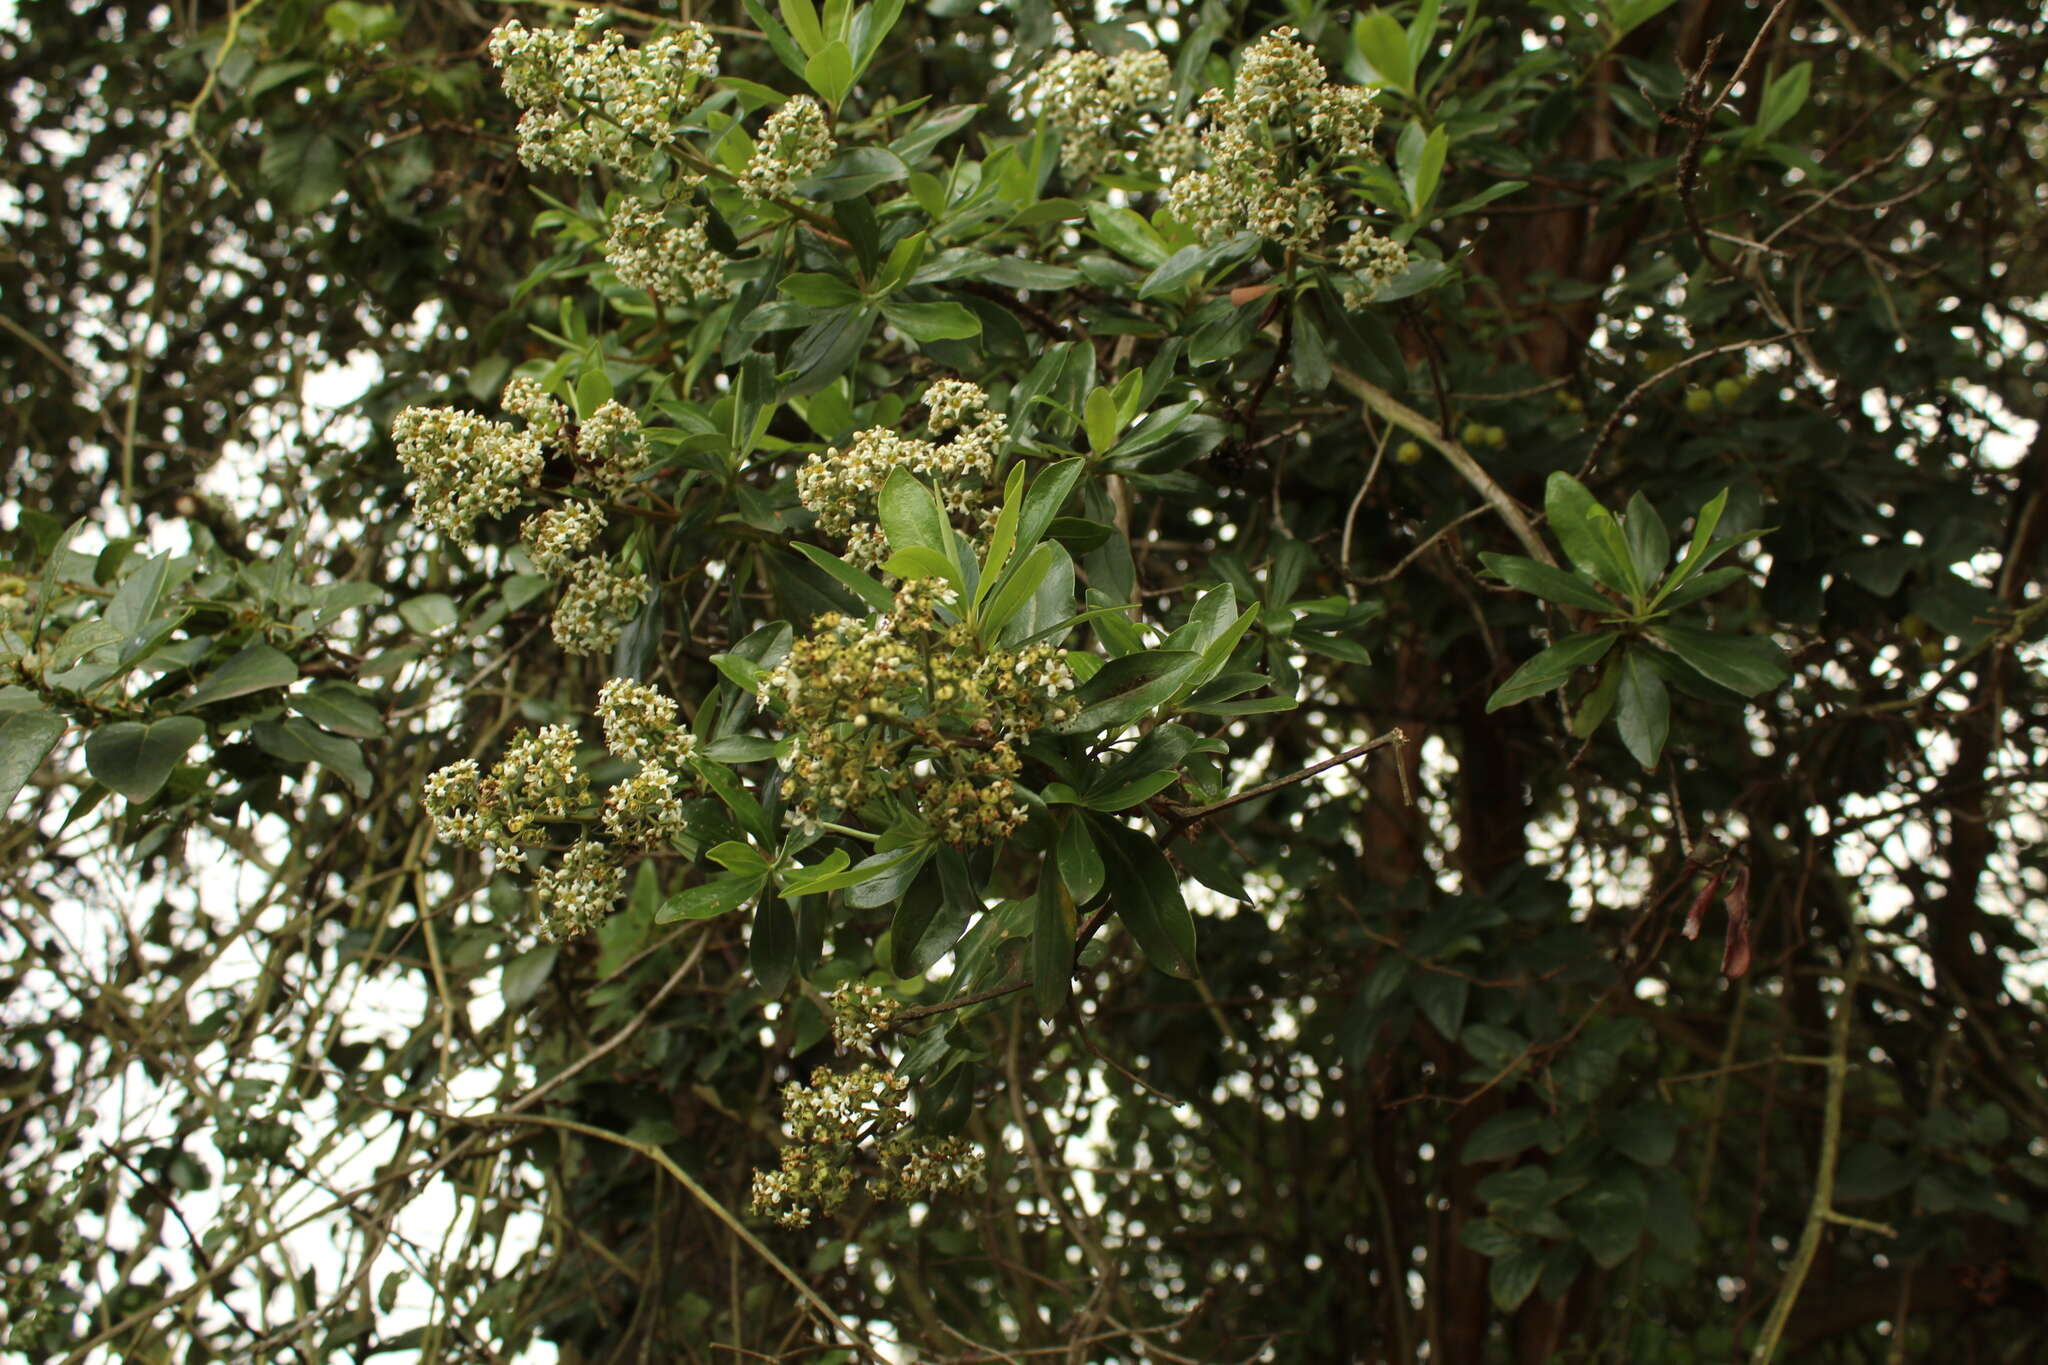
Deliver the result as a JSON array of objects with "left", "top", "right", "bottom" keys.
[
  {"left": 756, "top": 578, "right": 1075, "bottom": 846},
  {"left": 1335, "top": 226, "right": 1410, "bottom": 309},
  {"left": 738, "top": 95, "right": 836, "bottom": 201},
  {"left": 827, "top": 982, "right": 902, "bottom": 1050},
  {"left": 522, "top": 503, "right": 605, "bottom": 577},
  {"left": 390, "top": 406, "right": 544, "bottom": 545},
  {"left": 552, "top": 558, "right": 648, "bottom": 656},
  {"left": 577, "top": 399, "right": 651, "bottom": 495},
  {"left": 593, "top": 678, "right": 699, "bottom": 845},
  {"left": 1025, "top": 47, "right": 1175, "bottom": 179},
  {"left": 748, "top": 1064, "right": 981, "bottom": 1228},
  {"left": 502, "top": 375, "right": 568, "bottom": 444},
  {"left": 533, "top": 839, "right": 623, "bottom": 941},
  {"left": 422, "top": 724, "right": 591, "bottom": 860},
  {"left": 797, "top": 379, "right": 1007, "bottom": 569},
  {"left": 489, "top": 14, "right": 719, "bottom": 177},
  {"left": 1165, "top": 25, "right": 1404, "bottom": 285},
  {"left": 596, "top": 677, "right": 699, "bottom": 766},
  {"left": 605, "top": 195, "right": 730, "bottom": 306}
]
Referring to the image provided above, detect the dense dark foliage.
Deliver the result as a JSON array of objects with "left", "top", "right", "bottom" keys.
[{"left": 4, "top": 2, "right": 2046, "bottom": 1363}]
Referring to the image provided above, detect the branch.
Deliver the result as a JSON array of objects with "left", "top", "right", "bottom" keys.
[{"left": 1325, "top": 363, "right": 1557, "bottom": 566}]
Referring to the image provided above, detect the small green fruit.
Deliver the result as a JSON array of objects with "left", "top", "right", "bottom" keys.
[
  {"left": 1684, "top": 388, "right": 1714, "bottom": 414},
  {"left": 1395, "top": 440, "right": 1424, "bottom": 465},
  {"left": 1460, "top": 422, "right": 1487, "bottom": 447},
  {"left": 1484, "top": 425, "right": 1507, "bottom": 448},
  {"left": 1713, "top": 377, "right": 1743, "bottom": 405}
]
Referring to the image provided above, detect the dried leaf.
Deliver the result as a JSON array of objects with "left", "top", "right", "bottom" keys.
[
  {"left": 1720, "top": 866, "right": 1752, "bottom": 979},
  {"left": 1683, "top": 866, "right": 1727, "bottom": 942}
]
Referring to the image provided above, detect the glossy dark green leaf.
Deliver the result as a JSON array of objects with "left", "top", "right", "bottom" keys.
[
  {"left": 0, "top": 702, "right": 69, "bottom": 813},
  {"left": 1490, "top": 556, "right": 1613, "bottom": 618},
  {"left": 880, "top": 299, "right": 981, "bottom": 341},
  {"left": 1092, "top": 816, "right": 1197, "bottom": 978},
  {"left": 1544, "top": 473, "right": 1639, "bottom": 601},
  {"left": 85, "top": 716, "right": 204, "bottom": 802},
  {"left": 1650, "top": 625, "right": 1788, "bottom": 696},
  {"left": 878, "top": 468, "right": 952, "bottom": 557},
  {"left": 1049, "top": 650, "right": 1200, "bottom": 735},
  {"left": 1463, "top": 1109, "right": 1549, "bottom": 1164},
  {"left": 1613, "top": 648, "right": 1669, "bottom": 769},
  {"left": 1622, "top": 492, "right": 1670, "bottom": 586},
  {"left": 750, "top": 893, "right": 797, "bottom": 995},
  {"left": 1031, "top": 864, "right": 1074, "bottom": 1019},
  {"left": 657, "top": 878, "right": 758, "bottom": 928},
  {"left": 181, "top": 642, "right": 298, "bottom": 709},
  {"left": 1056, "top": 815, "right": 1104, "bottom": 905},
  {"left": 890, "top": 852, "right": 974, "bottom": 977},
  {"left": 1485, "top": 633, "right": 1616, "bottom": 712}
]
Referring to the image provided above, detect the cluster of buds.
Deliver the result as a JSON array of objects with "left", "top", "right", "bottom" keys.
[
  {"left": 605, "top": 194, "right": 729, "bottom": 306},
  {"left": 493, "top": 380, "right": 652, "bottom": 655},
  {"left": 738, "top": 94, "right": 836, "bottom": 200},
  {"left": 421, "top": 725, "right": 591, "bottom": 862},
  {"left": 488, "top": 14, "right": 719, "bottom": 177},
  {"left": 748, "top": 1064, "right": 980, "bottom": 1228},
  {"left": 390, "top": 406, "right": 544, "bottom": 545},
  {"left": 532, "top": 839, "right": 624, "bottom": 941},
  {"left": 827, "top": 982, "right": 903, "bottom": 1050},
  {"left": 797, "top": 379, "right": 1007, "bottom": 569},
  {"left": 1165, "top": 26, "right": 1406, "bottom": 296},
  {"left": 1024, "top": 47, "right": 1182, "bottom": 179},
  {"left": 756, "top": 578, "right": 1075, "bottom": 846},
  {"left": 594, "top": 678, "right": 701, "bottom": 846}
]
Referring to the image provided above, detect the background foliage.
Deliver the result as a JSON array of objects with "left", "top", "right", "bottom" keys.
[{"left": 4, "top": 1, "right": 2047, "bottom": 1362}]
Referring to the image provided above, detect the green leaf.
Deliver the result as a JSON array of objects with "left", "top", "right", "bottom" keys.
[
  {"left": 1650, "top": 625, "right": 1788, "bottom": 697},
  {"left": 1463, "top": 1109, "right": 1549, "bottom": 1163},
  {"left": 1403, "top": 124, "right": 1448, "bottom": 216},
  {"left": 778, "top": 0, "right": 824, "bottom": 53},
  {"left": 1614, "top": 648, "right": 1670, "bottom": 769},
  {"left": 881, "top": 299, "right": 981, "bottom": 341},
  {"left": 1566, "top": 1174, "right": 1649, "bottom": 1269},
  {"left": 1753, "top": 61, "right": 1811, "bottom": 141},
  {"left": 878, "top": 468, "right": 952, "bottom": 558},
  {"left": 1032, "top": 864, "right": 1074, "bottom": 1019},
  {"left": 1571, "top": 655, "right": 1622, "bottom": 738},
  {"left": 751, "top": 894, "right": 797, "bottom": 995},
  {"left": 1056, "top": 815, "right": 1104, "bottom": 905},
  {"left": 1354, "top": 10, "right": 1416, "bottom": 94},
  {"left": 976, "top": 463, "right": 1029, "bottom": 607},
  {"left": 657, "top": 873, "right": 766, "bottom": 923},
  {"left": 287, "top": 684, "right": 385, "bottom": 739},
  {"left": 500, "top": 944, "right": 559, "bottom": 1011},
  {"left": 792, "top": 543, "right": 895, "bottom": 614},
  {"left": 1049, "top": 650, "right": 1201, "bottom": 735},
  {"left": 692, "top": 758, "right": 775, "bottom": 845},
  {"left": 1092, "top": 817, "right": 1197, "bottom": 979},
  {"left": 181, "top": 642, "right": 299, "bottom": 709},
  {"left": 1544, "top": 473, "right": 1639, "bottom": 601},
  {"left": 890, "top": 853, "right": 973, "bottom": 977},
  {"left": 1485, "top": 633, "right": 1616, "bottom": 712},
  {"left": 803, "top": 40, "right": 856, "bottom": 108},
  {"left": 1479, "top": 553, "right": 1619, "bottom": 613},
  {"left": 1606, "top": 1103, "right": 1679, "bottom": 1167},
  {"left": 1412, "top": 971, "right": 1468, "bottom": 1039},
  {"left": 1622, "top": 492, "right": 1670, "bottom": 586},
  {"left": 1016, "top": 459, "right": 1085, "bottom": 553},
  {"left": 881, "top": 545, "right": 961, "bottom": 589},
  {"left": 0, "top": 704, "right": 68, "bottom": 814},
  {"left": 978, "top": 542, "right": 1056, "bottom": 641},
  {"left": 778, "top": 272, "right": 862, "bottom": 308},
  {"left": 1490, "top": 1243, "right": 1546, "bottom": 1312},
  {"left": 84, "top": 716, "right": 204, "bottom": 802},
  {"left": 1086, "top": 203, "right": 1170, "bottom": 268},
  {"left": 1083, "top": 386, "right": 1121, "bottom": 454},
  {"left": 1652, "top": 488, "right": 1733, "bottom": 605},
  {"left": 844, "top": 843, "right": 933, "bottom": 909}
]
